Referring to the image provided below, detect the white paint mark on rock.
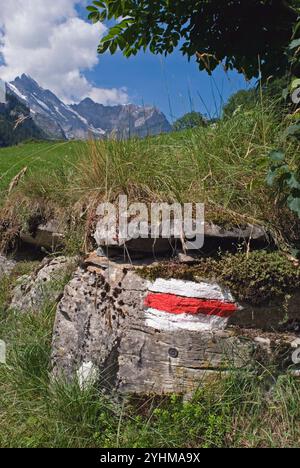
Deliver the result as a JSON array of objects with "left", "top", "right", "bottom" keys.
[
  {"left": 149, "top": 278, "right": 235, "bottom": 302},
  {"left": 145, "top": 308, "right": 227, "bottom": 332},
  {"left": 77, "top": 361, "right": 98, "bottom": 389}
]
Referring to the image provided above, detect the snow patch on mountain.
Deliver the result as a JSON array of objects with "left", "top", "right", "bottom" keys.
[
  {"left": 7, "top": 83, "right": 28, "bottom": 103},
  {"left": 0, "top": 79, "right": 6, "bottom": 104}
]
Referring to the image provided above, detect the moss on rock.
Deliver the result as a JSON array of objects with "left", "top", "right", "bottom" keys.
[{"left": 139, "top": 251, "right": 300, "bottom": 305}]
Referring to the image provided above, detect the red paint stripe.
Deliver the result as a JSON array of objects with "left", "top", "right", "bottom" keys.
[{"left": 145, "top": 293, "right": 237, "bottom": 317}]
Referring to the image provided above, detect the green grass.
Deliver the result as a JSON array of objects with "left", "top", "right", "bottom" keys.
[
  {"left": 0, "top": 266, "right": 300, "bottom": 448},
  {"left": 1, "top": 102, "right": 299, "bottom": 228},
  {"left": 0, "top": 140, "right": 85, "bottom": 195}
]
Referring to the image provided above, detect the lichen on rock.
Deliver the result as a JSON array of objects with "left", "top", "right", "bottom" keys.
[{"left": 10, "top": 256, "right": 76, "bottom": 313}]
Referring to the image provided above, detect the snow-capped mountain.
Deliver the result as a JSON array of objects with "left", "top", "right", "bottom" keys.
[
  {"left": 71, "top": 99, "right": 172, "bottom": 139},
  {"left": 8, "top": 75, "right": 99, "bottom": 140},
  {"left": 7, "top": 74, "right": 171, "bottom": 140}
]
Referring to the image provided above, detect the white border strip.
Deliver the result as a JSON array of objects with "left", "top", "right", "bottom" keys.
[
  {"left": 149, "top": 278, "right": 235, "bottom": 302},
  {"left": 145, "top": 308, "right": 228, "bottom": 332}
]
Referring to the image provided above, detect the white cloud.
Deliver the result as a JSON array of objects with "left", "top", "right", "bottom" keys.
[{"left": 0, "top": 0, "right": 129, "bottom": 105}]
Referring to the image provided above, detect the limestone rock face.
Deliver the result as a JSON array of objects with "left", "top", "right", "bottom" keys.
[
  {"left": 10, "top": 256, "right": 75, "bottom": 313},
  {"left": 52, "top": 262, "right": 149, "bottom": 386},
  {"left": 51, "top": 256, "right": 298, "bottom": 395},
  {"left": 0, "top": 255, "right": 16, "bottom": 279},
  {"left": 0, "top": 79, "right": 6, "bottom": 104}
]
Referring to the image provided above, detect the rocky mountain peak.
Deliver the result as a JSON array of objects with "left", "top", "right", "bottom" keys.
[{"left": 7, "top": 74, "right": 171, "bottom": 141}]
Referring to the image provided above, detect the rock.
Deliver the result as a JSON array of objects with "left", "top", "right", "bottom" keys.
[
  {"left": 93, "top": 217, "right": 269, "bottom": 258},
  {"left": 0, "top": 81, "right": 46, "bottom": 146},
  {"left": 10, "top": 256, "right": 76, "bottom": 313},
  {"left": 229, "top": 293, "right": 300, "bottom": 332},
  {"left": 20, "top": 220, "right": 64, "bottom": 251},
  {"left": 51, "top": 256, "right": 298, "bottom": 395},
  {"left": 18, "top": 217, "right": 269, "bottom": 259},
  {"left": 254, "top": 336, "right": 271, "bottom": 348},
  {"left": 0, "top": 255, "right": 16, "bottom": 279},
  {"left": 177, "top": 253, "right": 199, "bottom": 264},
  {"left": 291, "top": 338, "right": 300, "bottom": 348},
  {"left": 93, "top": 225, "right": 179, "bottom": 257},
  {"left": 0, "top": 78, "right": 6, "bottom": 104},
  {"left": 71, "top": 99, "right": 172, "bottom": 139},
  {"left": 204, "top": 222, "right": 267, "bottom": 240}
]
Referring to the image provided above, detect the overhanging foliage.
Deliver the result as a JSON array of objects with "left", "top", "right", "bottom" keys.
[{"left": 88, "top": 0, "right": 299, "bottom": 79}]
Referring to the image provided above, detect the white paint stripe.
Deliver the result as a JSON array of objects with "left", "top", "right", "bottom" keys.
[
  {"left": 77, "top": 361, "right": 98, "bottom": 390},
  {"left": 145, "top": 308, "right": 228, "bottom": 332},
  {"left": 149, "top": 278, "right": 235, "bottom": 302}
]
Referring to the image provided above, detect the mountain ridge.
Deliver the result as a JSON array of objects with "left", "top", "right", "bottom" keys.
[{"left": 7, "top": 74, "right": 171, "bottom": 140}]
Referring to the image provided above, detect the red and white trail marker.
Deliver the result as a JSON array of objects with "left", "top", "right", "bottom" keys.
[{"left": 144, "top": 278, "right": 239, "bottom": 332}]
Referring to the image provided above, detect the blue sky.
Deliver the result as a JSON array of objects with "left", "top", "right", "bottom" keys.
[
  {"left": 77, "top": 4, "right": 254, "bottom": 121},
  {"left": 0, "top": 0, "right": 254, "bottom": 121},
  {"left": 85, "top": 49, "right": 254, "bottom": 122}
]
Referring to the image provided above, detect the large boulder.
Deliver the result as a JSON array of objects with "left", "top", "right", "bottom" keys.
[
  {"left": 51, "top": 253, "right": 299, "bottom": 395},
  {"left": 20, "top": 219, "right": 64, "bottom": 251},
  {"left": 93, "top": 220, "right": 269, "bottom": 257}
]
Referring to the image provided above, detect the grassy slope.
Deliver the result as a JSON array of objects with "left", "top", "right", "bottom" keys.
[
  {"left": 1, "top": 102, "right": 299, "bottom": 255},
  {"left": 1, "top": 103, "right": 298, "bottom": 226},
  {"left": 0, "top": 106, "right": 279, "bottom": 219},
  {"left": 0, "top": 140, "right": 84, "bottom": 194},
  {"left": 0, "top": 102, "right": 298, "bottom": 257}
]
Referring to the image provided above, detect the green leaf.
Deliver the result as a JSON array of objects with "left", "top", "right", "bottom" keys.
[
  {"left": 284, "top": 123, "right": 300, "bottom": 137},
  {"left": 109, "top": 41, "right": 118, "bottom": 54},
  {"left": 88, "top": 12, "right": 100, "bottom": 23},
  {"left": 86, "top": 0, "right": 297, "bottom": 79},
  {"left": 98, "top": 41, "right": 110, "bottom": 54},
  {"left": 269, "top": 150, "right": 285, "bottom": 162},
  {"left": 291, "top": 78, "right": 300, "bottom": 90},
  {"left": 289, "top": 39, "right": 300, "bottom": 50},
  {"left": 93, "top": 1, "right": 105, "bottom": 7},
  {"left": 266, "top": 170, "right": 276, "bottom": 186},
  {"left": 287, "top": 174, "right": 300, "bottom": 190},
  {"left": 287, "top": 196, "right": 300, "bottom": 217}
]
